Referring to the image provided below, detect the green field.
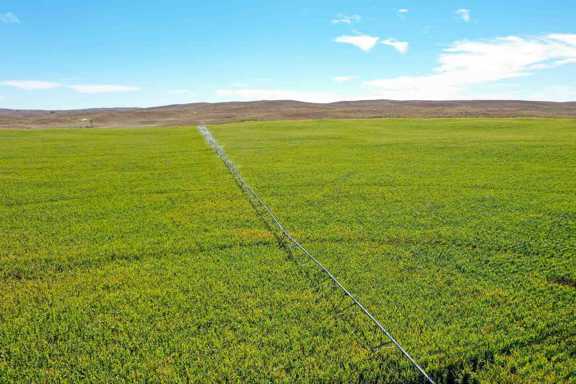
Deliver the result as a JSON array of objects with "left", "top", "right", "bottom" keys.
[{"left": 1, "top": 119, "right": 575, "bottom": 383}]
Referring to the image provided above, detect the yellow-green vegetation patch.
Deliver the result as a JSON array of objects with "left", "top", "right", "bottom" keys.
[
  {"left": 211, "top": 119, "right": 576, "bottom": 383},
  {"left": 1, "top": 127, "right": 417, "bottom": 383}
]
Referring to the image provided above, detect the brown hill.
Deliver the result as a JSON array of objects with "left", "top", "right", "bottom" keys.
[{"left": 1, "top": 99, "right": 575, "bottom": 129}]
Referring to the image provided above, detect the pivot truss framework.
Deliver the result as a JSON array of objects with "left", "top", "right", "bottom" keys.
[{"left": 197, "top": 125, "right": 435, "bottom": 384}]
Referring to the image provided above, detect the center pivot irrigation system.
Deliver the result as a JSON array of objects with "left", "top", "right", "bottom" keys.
[{"left": 197, "top": 125, "right": 435, "bottom": 384}]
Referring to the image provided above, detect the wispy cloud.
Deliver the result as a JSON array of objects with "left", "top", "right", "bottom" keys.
[
  {"left": 1, "top": 80, "right": 142, "bottom": 94},
  {"left": 398, "top": 9, "right": 409, "bottom": 16},
  {"left": 0, "top": 12, "right": 20, "bottom": 24},
  {"left": 333, "top": 76, "right": 357, "bottom": 83},
  {"left": 365, "top": 34, "right": 576, "bottom": 99},
  {"left": 381, "top": 39, "right": 409, "bottom": 54},
  {"left": 1, "top": 80, "right": 62, "bottom": 90},
  {"left": 331, "top": 14, "right": 361, "bottom": 25},
  {"left": 456, "top": 9, "right": 471, "bottom": 23},
  {"left": 335, "top": 34, "right": 379, "bottom": 52},
  {"left": 68, "top": 84, "right": 141, "bottom": 94},
  {"left": 215, "top": 88, "right": 343, "bottom": 103},
  {"left": 549, "top": 33, "right": 576, "bottom": 49}
]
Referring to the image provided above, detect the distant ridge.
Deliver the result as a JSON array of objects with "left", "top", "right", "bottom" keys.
[{"left": 1, "top": 99, "right": 575, "bottom": 128}]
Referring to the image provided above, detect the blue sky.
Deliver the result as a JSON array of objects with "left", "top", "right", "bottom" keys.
[{"left": 1, "top": 0, "right": 576, "bottom": 109}]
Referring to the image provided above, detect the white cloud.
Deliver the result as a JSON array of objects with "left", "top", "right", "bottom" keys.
[
  {"left": 456, "top": 9, "right": 471, "bottom": 23},
  {"left": 1, "top": 80, "right": 142, "bottom": 94},
  {"left": 398, "top": 9, "right": 409, "bottom": 15},
  {"left": 523, "top": 85, "right": 576, "bottom": 101},
  {"left": 333, "top": 76, "right": 357, "bottom": 83},
  {"left": 548, "top": 33, "right": 576, "bottom": 46},
  {"left": 68, "top": 84, "right": 141, "bottom": 94},
  {"left": 1, "top": 80, "right": 62, "bottom": 90},
  {"left": 365, "top": 34, "right": 576, "bottom": 100},
  {"left": 332, "top": 14, "right": 361, "bottom": 25},
  {"left": 0, "top": 12, "right": 20, "bottom": 24},
  {"left": 381, "top": 39, "right": 409, "bottom": 54},
  {"left": 215, "top": 88, "right": 344, "bottom": 103},
  {"left": 335, "top": 34, "right": 379, "bottom": 52}
]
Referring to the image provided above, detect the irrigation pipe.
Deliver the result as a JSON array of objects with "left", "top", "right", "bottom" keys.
[{"left": 197, "top": 125, "right": 435, "bottom": 384}]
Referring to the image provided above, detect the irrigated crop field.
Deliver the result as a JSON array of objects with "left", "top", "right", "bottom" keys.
[{"left": 1, "top": 119, "right": 575, "bottom": 383}]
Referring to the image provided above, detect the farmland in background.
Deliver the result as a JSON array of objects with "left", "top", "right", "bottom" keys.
[{"left": 1, "top": 118, "right": 575, "bottom": 383}]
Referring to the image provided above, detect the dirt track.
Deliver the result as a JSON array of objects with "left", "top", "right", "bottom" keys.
[{"left": 1, "top": 99, "right": 575, "bottom": 129}]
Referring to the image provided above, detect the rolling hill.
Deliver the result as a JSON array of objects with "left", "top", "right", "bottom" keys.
[{"left": 1, "top": 99, "right": 576, "bottom": 129}]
